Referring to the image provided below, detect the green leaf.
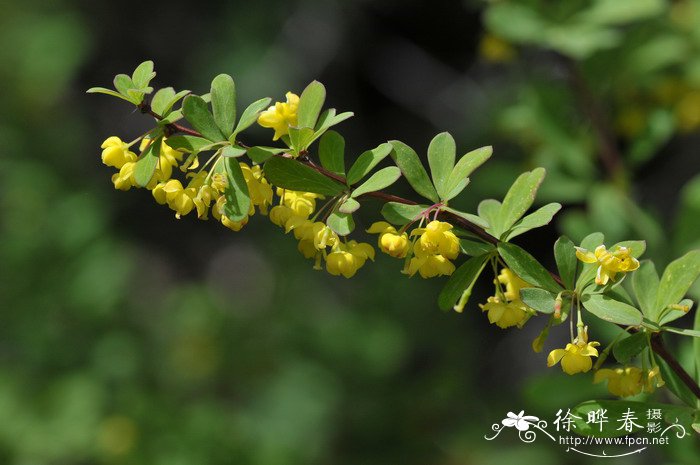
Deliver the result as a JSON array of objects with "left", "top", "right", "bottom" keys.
[
  {"left": 581, "top": 232, "right": 605, "bottom": 251},
  {"left": 113, "top": 74, "right": 134, "bottom": 96},
  {"left": 663, "top": 326, "right": 700, "bottom": 338},
  {"left": 655, "top": 250, "right": 700, "bottom": 319},
  {"left": 221, "top": 145, "right": 246, "bottom": 158},
  {"left": 131, "top": 60, "right": 155, "bottom": 88},
  {"left": 659, "top": 299, "right": 695, "bottom": 325},
  {"left": 161, "top": 90, "right": 191, "bottom": 116},
  {"left": 581, "top": 294, "right": 643, "bottom": 326},
  {"left": 347, "top": 143, "right": 393, "bottom": 185},
  {"left": 570, "top": 400, "right": 693, "bottom": 437},
  {"left": 554, "top": 236, "right": 577, "bottom": 290},
  {"left": 497, "top": 242, "right": 562, "bottom": 293},
  {"left": 182, "top": 95, "right": 226, "bottom": 142},
  {"left": 460, "top": 239, "right": 495, "bottom": 257},
  {"left": 210, "top": 74, "right": 237, "bottom": 137},
  {"left": 164, "top": 135, "right": 212, "bottom": 153},
  {"left": 579, "top": 0, "right": 666, "bottom": 26},
  {"left": 351, "top": 167, "right": 401, "bottom": 198},
  {"left": 297, "top": 80, "right": 326, "bottom": 129},
  {"left": 263, "top": 157, "right": 346, "bottom": 196},
  {"left": 504, "top": 202, "right": 561, "bottom": 240},
  {"left": 288, "top": 127, "right": 315, "bottom": 153},
  {"left": 339, "top": 198, "right": 360, "bottom": 214},
  {"left": 133, "top": 137, "right": 162, "bottom": 187},
  {"left": 318, "top": 131, "right": 346, "bottom": 176},
  {"left": 389, "top": 141, "right": 439, "bottom": 203},
  {"left": 443, "top": 146, "right": 492, "bottom": 201},
  {"left": 427, "top": 132, "right": 456, "bottom": 200},
  {"left": 496, "top": 167, "right": 546, "bottom": 236},
  {"left": 326, "top": 211, "right": 354, "bottom": 236},
  {"left": 85, "top": 87, "right": 134, "bottom": 103},
  {"left": 694, "top": 306, "right": 700, "bottom": 384},
  {"left": 314, "top": 110, "right": 353, "bottom": 135},
  {"left": 151, "top": 87, "right": 176, "bottom": 115},
  {"left": 612, "top": 331, "right": 647, "bottom": 363},
  {"left": 477, "top": 199, "right": 501, "bottom": 237},
  {"left": 520, "top": 288, "right": 556, "bottom": 314},
  {"left": 223, "top": 158, "right": 251, "bottom": 222},
  {"left": 631, "top": 261, "right": 659, "bottom": 319},
  {"left": 657, "top": 356, "right": 697, "bottom": 407},
  {"left": 443, "top": 207, "right": 490, "bottom": 230},
  {"left": 438, "top": 253, "right": 490, "bottom": 311},
  {"left": 380, "top": 202, "right": 427, "bottom": 226},
  {"left": 233, "top": 97, "right": 271, "bottom": 137},
  {"left": 247, "top": 146, "right": 286, "bottom": 164}
]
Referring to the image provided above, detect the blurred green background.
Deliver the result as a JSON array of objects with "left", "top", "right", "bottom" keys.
[{"left": 1, "top": 0, "right": 700, "bottom": 464}]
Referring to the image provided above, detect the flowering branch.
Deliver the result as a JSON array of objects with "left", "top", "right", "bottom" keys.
[{"left": 90, "top": 61, "right": 700, "bottom": 411}]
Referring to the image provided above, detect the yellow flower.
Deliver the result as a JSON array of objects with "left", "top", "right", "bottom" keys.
[
  {"left": 366, "top": 221, "right": 410, "bottom": 258},
  {"left": 269, "top": 205, "right": 296, "bottom": 228},
  {"left": 257, "top": 92, "right": 299, "bottom": 140},
  {"left": 575, "top": 244, "right": 640, "bottom": 286},
  {"left": 406, "top": 254, "right": 455, "bottom": 278},
  {"left": 411, "top": 220, "right": 460, "bottom": 259},
  {"left": 594, "top": 367, "right": 644, "bottom": 397},
  {"left": 101, "top": 136, "right": 137, "bottom": 168},
  {"left": 326, "top": 241, "right": 375, "bottom": 278},
  {"left": 111, "top": 162, "right": 137, "bottom": 191},
  {"left": 497, "top": 268, "right": 531, "bottom": 301},
  {"left": 242, "top": 163, "right": 273, "bottom": 214},
  {"left": 212, "top": 196, "right": 248, "bottom": 231},
  {"left": 277, "top": 188, "right": 320, "bottom": 218},
  {"left": 139, "top": 137, "right": 184, "bottom": 183},
  {"left": 311, "top": 222, "right": 338, "bottom": 250},
  {"left": 547, "top": 334, "right": 600, "bottom": 375},
  {"left": 479, "top": 296, "right": 528, "bottom": 329}
]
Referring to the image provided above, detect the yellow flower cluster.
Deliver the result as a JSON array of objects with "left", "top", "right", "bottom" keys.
[
  {"left": 547, "top": 328, "right": 600, "bottom": 375},
  {"left": 365, "top": 220, "right": 461, "bottom": 278},
  {"left": 594, "top": 366, "right": 664, "bottom": 397},
  {"left": 479, "top": 268, "right": 531, "bottom": 329},
  {"left": 101, "top": 137, "right": 273, "bottom": 231},
  {"left": 102, "top": 136, "right": 184, "bottom": 191},
  {"left": 575, "top": 244, "right": 640, "bottom": 286},
  {"left": 270, "top": 189, "right": 375, "bottom": 277},
  {"left": 407, "top": 221, "right": 460, "bottom": 278},
  {"left": 257, "top": 92, "right": 300, "bottom": 140}
]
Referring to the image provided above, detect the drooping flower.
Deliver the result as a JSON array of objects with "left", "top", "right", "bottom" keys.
[
  {"left": 366, "top": 221, "right": 410, "bottom": 258},
  {"left": 326, "top": 241, "right": 375, "bottom": 278},
  {"left": 101, "top": 136, "right": 137, "bottom": 168},
  {"left": 497, "top": 268, "right": 531, "bottom": 301},
  {"left": 405, "top": 220, "right": 460, "bottom": 278},
  {"left": 257, "top": 92, "right": 300, "bottom": 140},
  {"left": 111, "top": 162, "right": 137, "bottom": 191},
  {"left": 479, "top": 296, "right": 529, "bottom": 329},
  {"left": 411, "top": 220, "right": 460, "bottom": 259},
  {"left": 241, "top": 163, "right": 273, "bottom": 214},
  {"left": 594, "top": 367, "right": 644, "bottom": 397},
  {"left": 575, "top": 244, "right": 640, "bottom": 286},
  {"left": 547, "top": 328, "right": 600, "bottom": 375},
  {"left": 406, "top": 254, "right": 455, "bottom": 278}
]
